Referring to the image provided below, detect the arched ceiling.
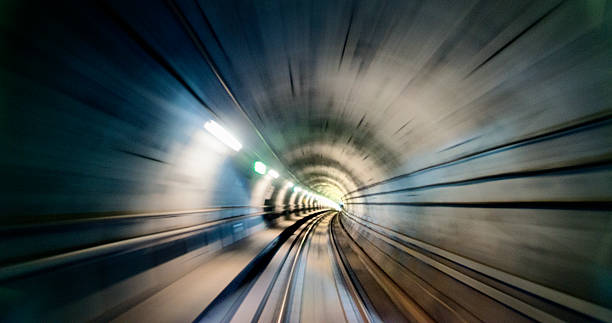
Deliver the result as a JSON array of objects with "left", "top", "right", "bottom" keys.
[
  {"left": 188, "top": 0, "right": 603, "bottom": 201},
  {"left": 12, "top": 0, "right": 602, "bottom": 205}
]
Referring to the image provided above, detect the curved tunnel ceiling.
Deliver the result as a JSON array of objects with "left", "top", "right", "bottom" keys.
[
  {"left": 168, "top": 0, "right": 610, "bottom": 203},
  {"left": 3, "top": 0, "right": 609, "bottom": 207}
]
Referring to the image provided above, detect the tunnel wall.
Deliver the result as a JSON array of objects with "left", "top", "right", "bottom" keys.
[
  {"left": 0, "top": 1, "right": 258, "bottom": 217},
  {"left": 0, "top": 53, "right": 315, "bottom": 323},
  {"left": 342, "top": 116, "right": 612, "bottom": 320},
  {"left": 342, "top": 81, "right": 612, "bottom": 321},
  {"left": 0, "top": 1, "right": 319, "bottom": 320},
  {"left": 339, "top": 2, "right": 612, "bottom": 319},
  {"left": 0, "top": 0, "right": 316, "bottom": 219}
]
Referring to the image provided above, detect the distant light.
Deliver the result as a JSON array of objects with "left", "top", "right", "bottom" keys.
[
  {"left": 254, "top": 161, "right": 267, "bottom": 175},
  {"left": 204, "top": 120, "right": 242, "bottom": 152},
  {"left": 293, "top": 186, "right": 302, "bottom": 193},
  {"left": 268, "top": 169, "right": 279, "bottom": 179},
  {"left": 285, "top": 181, "right": 294, "bottom": 188},
  {"left": 314, "top": 194, "right": 342, "bottom": 211}
]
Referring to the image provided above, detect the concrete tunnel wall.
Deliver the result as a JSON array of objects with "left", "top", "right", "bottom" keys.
[
  {"left": 0, "top": 2, "right": 317, "bottom": 319},
  {"left": 1, "top": 0, "right": 612, "bottom": 321},
  {"left": 335, "top": 2, "right": 612, "bottom": 315},
  {"left": 0, "top": 2, "right": 314, "bottom": 217}
]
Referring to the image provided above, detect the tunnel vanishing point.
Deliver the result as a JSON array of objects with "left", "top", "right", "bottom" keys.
[{"left": 1, "top": 0, "right": 612, "bottom": 322}]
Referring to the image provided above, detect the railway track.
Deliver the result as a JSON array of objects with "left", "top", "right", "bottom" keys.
[
  {"left": 195, "top": 211, "right": 375, "bottom": 323},
  {"left": 191, "top": 209, "right": 610, "bottom": 322},
  {"left": 194, "top": 210, "right": 457, "bottom": 323}
]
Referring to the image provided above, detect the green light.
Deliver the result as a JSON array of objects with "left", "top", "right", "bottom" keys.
[{"left": 254, "top": 161, "right": 266, "bottom": 174}]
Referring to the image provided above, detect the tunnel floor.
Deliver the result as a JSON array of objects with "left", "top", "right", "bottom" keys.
[
  {"left": 101, "top": 210, "right": 439, "bottom": 323},
  {"left": 111, "top": 211, "right": 376, "bottom": 323},
  {"left": 101, "top": 209, "right": 537, "bottom": 323}
]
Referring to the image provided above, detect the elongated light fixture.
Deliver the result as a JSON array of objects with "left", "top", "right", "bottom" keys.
[{"left": 204, "top": 120, "right": 242, "bottom": 152}]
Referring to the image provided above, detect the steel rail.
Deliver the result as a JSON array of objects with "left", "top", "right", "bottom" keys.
[
  {"left": 328, "top": 212, "right": 376, "bottom": 323},
  {"left": 276, "top": 213, "right": 326, "bottom": 323},
  {"left": 248, "top": 212, "right": 328, "bottom": 322}
]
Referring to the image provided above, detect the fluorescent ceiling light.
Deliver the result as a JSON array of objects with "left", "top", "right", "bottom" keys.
[
  {"left": 204, "top": 120, "right": 242, "bottom": 152},
  {"left": 268, "top": 169, "right": 279, "bottom": 179},
  {"left": 293, "top": 186, "right": 302, "bottom": 193},
  {"left": 254, "top": 161, "right": 267, "bottom": 175},
  {"left": 285, "top": 181, "right": 294, "bottom": 188}
]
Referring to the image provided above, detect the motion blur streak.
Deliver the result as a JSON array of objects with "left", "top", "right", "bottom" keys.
[{"left": 1, "top": 0, "right": 611, "bottom": 322}]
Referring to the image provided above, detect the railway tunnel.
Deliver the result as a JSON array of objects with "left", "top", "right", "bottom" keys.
[{"left": 1, "top": 0, "right": 612, "bottom": 322}]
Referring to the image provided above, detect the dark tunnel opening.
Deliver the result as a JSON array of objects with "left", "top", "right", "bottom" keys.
[{"left": 1, "top": 0, "right": 612, "bottom": 322}]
